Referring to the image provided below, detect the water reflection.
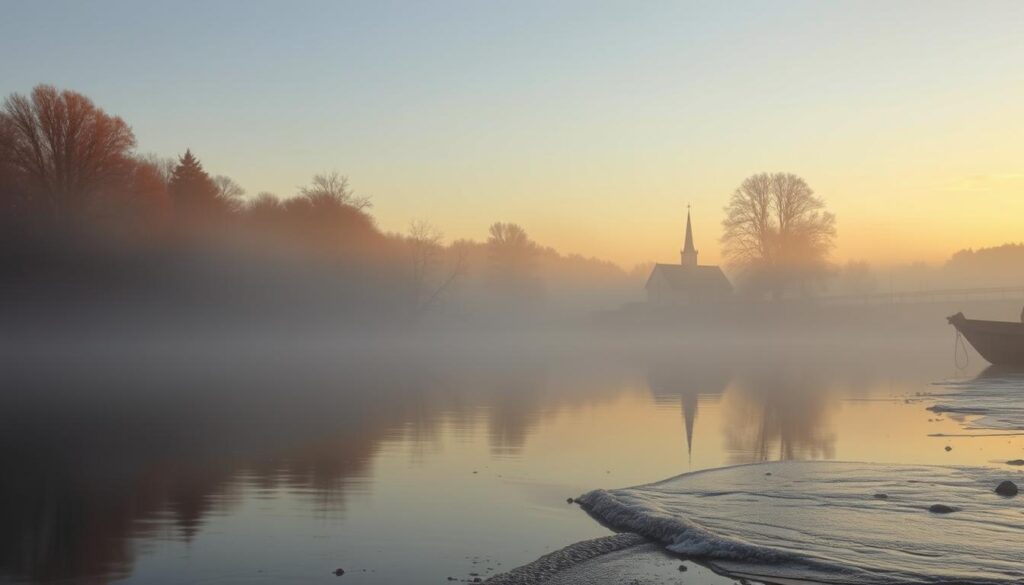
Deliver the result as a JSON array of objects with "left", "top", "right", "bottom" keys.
[
  {"left": 645, "top": 355, "right": 843, "bottom": 464},
  {"left": 0, "top": 343, "right": 970, "bottom": 584},
  {"left": 646, "top": 357, "right": 732, "bottom": 458},
  {"left": 0, "top": 357, "right": 390, "bottom": 584},
  {"left": 0, "top": 351, "right": 636, "bottom": 583},
  {"left": 722, "top": 361, "right": 838, "bottom": 463}
]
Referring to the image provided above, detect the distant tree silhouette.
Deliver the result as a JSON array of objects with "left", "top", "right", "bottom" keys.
[
  {"left": 0, "top": 114, "right": 24, "bottom": 217},
  {"left": 168, "top": 150, "right": 235, "bottom": 222},
  {"left": 0, "top": 85, "right": 135, "bottom": 223},
  {"left": 405, "top": 221, "right": 465, "bottom": 320},
  {"left": 487, "top": 222, "right": 540, "bottom": 304},
  {"left": 284, "top": 173, "right": 378, "bottom": 255},
  {"left": 722, "top": 172, "right": 836, "bottom": 298},
  {"left": 408, "top": 221, "right": 444, "bottom": 301},
  {"left": 945, "top": 243, "right": 1024, "bottom": 287},
  {"left": 488, "top": 222, "right": 531, "bottom": 249},
  {"left": 297, "top": 172, "right": 371, "bottom": 211},
  {"left": 213, "top": 175, "right": 245, "bottom": 213},
  {"left": 245, "top": 192, "right": 284, "bottom": 226},
  {"left": 108, "top": 157, "right": 173, "bottom": 231},
  {"left": 138, "top": 153, "right": 176, "bottom": 185}
]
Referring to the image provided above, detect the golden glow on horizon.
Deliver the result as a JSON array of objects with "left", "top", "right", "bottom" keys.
[
  {"left": 330, "top": 88, "right": 1024, "bottom": 270},
  {"left": 13, "top": 2, "right": 1020, "bottom": 270},
  {"left": 362, "top": 164, "right": 1024, "bottom": 270}
]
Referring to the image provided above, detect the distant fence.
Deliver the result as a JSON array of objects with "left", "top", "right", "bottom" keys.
[{"left": 812, "top": 286, "right": 1024, "bottom": 307}]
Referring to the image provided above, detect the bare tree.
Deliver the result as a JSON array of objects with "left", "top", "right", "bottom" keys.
[
  {"left": 297, "top": 172, "right": 371, "bottom": 210},
  {"left": 722, "top": 172, "right": 836, "bottom": 297},
  {"left": 409, "top": 220, "right": 444, "bottom": 297},
  {"left": 247, "top": 192, "right": 283, "bottom": 215},
  {"left": 1, "top": 85, "right": 136, "bottom": 221},
  {"left": 137, "top": 153, "right": 176, "bottom": 186},
  {"left": 213, "top": 175, "right": 245, "bottom": 213},
  {"left": 285, "top": 173, "right": 378, "bottom": 254},
  {"left": 406, "top": 220, "right": 465, "bottom": 321},
  {"left": 486, "top": 222, "right": 540, "bottom": 302},
  {"left": 487, "top": 222, "right": 532, "bottom": 249},
  {"left": 0, "top": 114, "right": 24, "bottom": 215},
  {"left": 213, "top": 175, "right": 245, "bottom": 201}
]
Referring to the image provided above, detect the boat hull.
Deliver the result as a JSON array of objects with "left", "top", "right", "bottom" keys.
[{"left": 948, "top": 313, "right": 1024, "bottom": 366}]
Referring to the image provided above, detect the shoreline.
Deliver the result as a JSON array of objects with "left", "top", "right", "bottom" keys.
[
  {"left": 491, "top": 460, "right": 1024, "bottom": 585},
  {"left": 484, "top": 533, "right": 753, "bottom": 585}
]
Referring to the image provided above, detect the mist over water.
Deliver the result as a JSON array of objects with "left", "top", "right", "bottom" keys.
[{"left": 3, "top": 311, "right": 1023, "bottom": 585}]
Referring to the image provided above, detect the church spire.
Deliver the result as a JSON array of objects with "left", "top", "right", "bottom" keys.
[{"left": 681, "top": 205, "right": 698, "bottom": 267}]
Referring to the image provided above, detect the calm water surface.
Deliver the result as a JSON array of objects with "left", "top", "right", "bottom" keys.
[{"left": 1, "top": 338, "right": 1021, "bottom": 584}]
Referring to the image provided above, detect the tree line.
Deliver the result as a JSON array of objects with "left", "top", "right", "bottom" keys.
[
  {"left": 0, "top": 85, "right": 631, "bottom": 329},
  {"left": 13, "top": 84, "right": 1001, "bottom": 322}
]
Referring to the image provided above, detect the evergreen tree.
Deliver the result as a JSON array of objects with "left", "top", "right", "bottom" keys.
[{"left": 168, "top": 149, "right": 224, "bottom": 220}]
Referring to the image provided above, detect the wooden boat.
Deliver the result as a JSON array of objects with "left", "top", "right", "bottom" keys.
[{"left": 947, "top": 312, "right": 1024, "bottom": 365}]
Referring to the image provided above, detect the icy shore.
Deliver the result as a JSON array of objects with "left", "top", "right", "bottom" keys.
[{"left": 572, "top": 461, "right": 1023, "bottom": 584}]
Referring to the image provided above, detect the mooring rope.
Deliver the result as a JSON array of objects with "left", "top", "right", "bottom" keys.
[{"left": 953, "top": 329, "right": 969, "bottom": 370}]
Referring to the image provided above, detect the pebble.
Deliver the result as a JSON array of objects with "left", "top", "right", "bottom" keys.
[
  {"left": 1006, "top": 459, "right": 1024, "bottom": 466},
  {"left": 678, "top": 564, "right": 688, "bottom": 572},
  {"left": 944, "top": 446, "right": 952, "bottom": 452},
  {"left": 928, "top": 504, "right": 958, "bottom": 514},
  {"left": 332, "top": 568, "right": 345, "bottom": 576},
  {"left": 873, "top": 493, "right": 889, "bottom": 499},
  {"left": 566, "top": 497, "right": 574, "bottom": 504},
  {"left": 995, "top": 480, "right": 1018, "bottom": 497}
]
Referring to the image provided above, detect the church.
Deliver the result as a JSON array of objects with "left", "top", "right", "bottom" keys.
[{"left": 645, "top": 208, "right": 732, "bottom": 305}]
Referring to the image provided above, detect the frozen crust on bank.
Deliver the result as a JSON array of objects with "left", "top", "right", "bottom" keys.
[{"left": 576, "top": 461, "right": 1024, "bottom": 585}]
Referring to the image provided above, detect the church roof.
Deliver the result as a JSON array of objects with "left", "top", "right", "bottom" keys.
[{"left": 645, "top": 264, "right": 733, "bottom": 295}]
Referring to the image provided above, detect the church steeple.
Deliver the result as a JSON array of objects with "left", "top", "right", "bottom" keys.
[{"left": 681, "top": 205, "right": 698, "bottom": 267}]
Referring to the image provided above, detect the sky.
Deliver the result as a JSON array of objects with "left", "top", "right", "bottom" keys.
[{"left": 1, "top": 1, "right": 1022, "bottom": 268}]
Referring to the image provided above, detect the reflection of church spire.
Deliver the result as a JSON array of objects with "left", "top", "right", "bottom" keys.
[
  {"left": 681, "top": 392, "right": 698, "bottom": 463},
  {"left": 647, "top": 359, "right": 732, "bottom": 466}
]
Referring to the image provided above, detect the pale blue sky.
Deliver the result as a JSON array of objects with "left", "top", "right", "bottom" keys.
[{"left": 2, "top": 1, "right": 1023, "bottom": 266}]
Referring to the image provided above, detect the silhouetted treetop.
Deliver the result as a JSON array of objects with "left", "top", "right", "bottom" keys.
[
  {"left": 168, "top": 150, "right": 236, "bottom": 220},
  {"left": 213, "top": 175, "right": 245, "bottom": 209},
  {"left": 246, "top": 192, "right": 284, "bottom": 222},
  {"left": 486, "top": 222, "right": 541, "bottom": 302},
  {"left": 944, "top": 243, "right": 1024, "bottom": 286},
  {"left": 721, "top": 172, "right": 836, "bottom": 298},
  {"left": 1, "top": 85, "right": 136, "bottom": 221},
  {"left": 297, "top": 172, "right": 371, "bottom": 211},
  {"left": 487, "top": 222, "right": 533, "bottom": 250}
]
